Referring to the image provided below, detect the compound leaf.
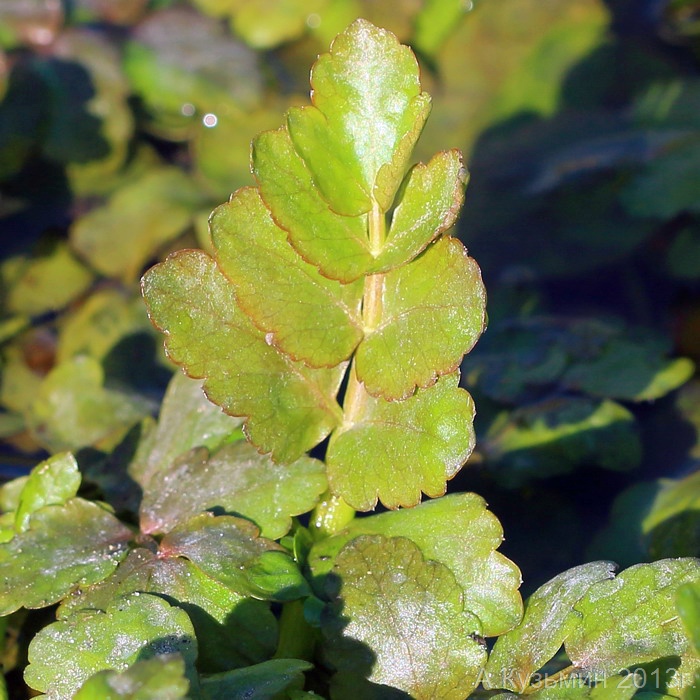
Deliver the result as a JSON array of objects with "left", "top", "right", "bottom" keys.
[
  {"left": 308, "top": 492, "right": 522, "bottom": 636},
  {"left": 483, "top": 562, "right": 617, "bottom": 692},
  {"left": 286, "top": 19, "right": 431, "bottom": 217},
  {"left": 0, "top": 499, "right": 132, "bottom": 616},
  {"left": 142, "top": 249, "right": 344, "bottom": 463},
  {"left": 327, "top": 371, "right": 475, "bottom": 510},
  {"left": 211, "top": 186, "right": 363, "bottom": 367},
  {"left": 141, "top": 440, "right": 327, "bottom": 540},
  {"left": 74, "top": 655, "right": 190, "bottom": 700},
  {"left": 25, "top": 593, "right": 197, "bottom": 699},
  {"left": 566, "top": 559, "right": 700, "bottom": 677},
  {"left": 355, "top": 236, "right": 486, "bottom": 400},
  {"left": 322, "top": 535, "right": 487, "bottom": 699}
]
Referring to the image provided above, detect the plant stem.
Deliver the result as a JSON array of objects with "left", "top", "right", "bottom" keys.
[{"left": 273, "top": 600, "right": 317, "bottom": 661}]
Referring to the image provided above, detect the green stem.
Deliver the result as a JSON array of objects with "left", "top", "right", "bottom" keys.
[{"left": 273, "top": 600, "right": 316, "bottom": 661}]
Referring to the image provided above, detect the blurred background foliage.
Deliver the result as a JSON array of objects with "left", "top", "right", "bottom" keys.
[{"left": 0, "top": 0, "right": 699, "bottom": 589}]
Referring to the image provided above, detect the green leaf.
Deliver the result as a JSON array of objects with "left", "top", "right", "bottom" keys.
[
  {"left": 483, "top": 562, "right": 617, "bottom": 692},
  {"left": 355, "top": 236, "right": 486, "bottom": 400},
  {"left": 123, "top": 7, "right": 261, "bottom": 138},
  {"left": 14, "top": 452, "right": 81, "bottom": 532},
  {"left": 160, "top": 513, "right": 308, "bottom": 600},
  {"left": 413, "top": 0, "right": 469, "bottom": 58},
  {"left": 375, "top": 150, "right": 467, "bottom": 272},
  {"left": 71, "top": 167, "right": 202, "bottom": 282},
  {"left": 3, "top": 242, "right": 94, "bottom": 316},
  {"left": 130, "top": 370, "right": 243, "bottom": 489},
  {"left": 0, "top": 498, "right": 132, "bottom": 615},
  {"left": 286, "top": 19, "right": 431, "bottom": 216},
  {"left": 253, "top": 124, "right": 373, "bottom": 284},
  {"left": 59, "top": 547, "right": 277, "bottom": 673},
  {"left": 140, "top": 440, "right": 327, "bottom": 539},
  {"left": 482, "top": 398, "right": 642, "bottom": 487},
  {"left": 622, "top": 138, "right": 700, "bottom": 219},
  {"left": 26, "top": 356, "right": 152, "bottom": 453},
  {"left": 677, "top": 582, "right": 700, "bottom": 654},
  {"left": 210, "top": 186, "right": 364, "bottom": 368},
  {"left": 74, "top": 655, "right": 189, "bottom": 700},
  {"left": 308, "top": 492, "right": 522, "bottom": 636},
  {"left": 200, "top": 658, "right": 312, "bottom": 700},
  {"left": 642, "top": 471, "right": 700, "bottom": 559},
  {"left": 56, "top": 289, "right": 152, "bottom": 364},
  {"left": 25, "top": 593, "right": 197, "bottom": 699},
  {"left": 566, "top": 559, "right": 700, "bottom": 676},
  {"left": 322, "top": 535, "right": 487, "bottom": 699},
  {"left": 327, "top": 371, "right": 475, "bottom": 510},
  {"left": 142, "top": 249, "right": 344, "bottom": 462}
]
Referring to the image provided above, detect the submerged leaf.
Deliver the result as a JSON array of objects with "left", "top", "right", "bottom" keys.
[
  {"left": 142, "top": 250, "right": 343, "bottom": 462},
  {"left": 322, "top": 535, "right": 487, "bottom": 699},
  {"left": 327, "top": 372, "right": 475, "bottom": 510},
  {"left": 25, "top": 593, "right": 197, "bottom": 699},
  {"left": 308, "top": 492, "right": 522, "bottom": 636}
]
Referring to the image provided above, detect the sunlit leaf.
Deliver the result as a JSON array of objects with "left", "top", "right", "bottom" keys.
[
  {"left": 0, "top": 498, "right": 132, "bottom": 615},
  {"left": 26, "top": 355, "right": 152, "bottom": 452},
  {"left": 160, "top": 513, "right": 309, "bottom": 601},
  {"left": 199, "top": 658, "right": 312, "bottom": 700},
  {"left": 142, "top": 249, "right": 344, "bottom": 462},
  {"left": 59, "top": 547, "right": 277, "bottom": 673},
  {"left": 322, "top": 535, "right": 487, "bottom": 699},
  {"left": 130, "top": 370, "right": 242, "bottom": 489},
  {"left": 74, "top": 655, "right": 189, "bottom": 700},
  {"left": 355, "top": 236, "right": 486, "bottom": 400},
  {"left": 483, "top": 562, "right": 616, "bottom": 692},
  {"left": 286, "top": 19, "right": 431, "bottom": 216},
  {"left": 25, "top": 593, "right": 197, "bottom": 699},
  {"left": 14, "top": 452, "right": 80, "bottom": 532},
  {"left": 308, "top": 492, "right": 522, "bottom": 636},
  {"left": 375, "top": 149, "right": 467, "bottom": 272},
  {"left": 71, "top": 167, "right": 202, "bottom": 283},
  {"left": 252, "top": 125, "right": 372, "bottom": 283},
  {"left": 567, "top": 559, "right": 700, "bottom": 676},
  {"left": 141, "top": 440, "right": 327, "bottom": 539},
  {"left": 211, "top": 186, "right": 363, "bottom": 368},
  {"left": 327, "top": 371, "right": 475, "bottom": 510},
  {"left": 677, "top": 582, "right": 700, "bottom": 655}
]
